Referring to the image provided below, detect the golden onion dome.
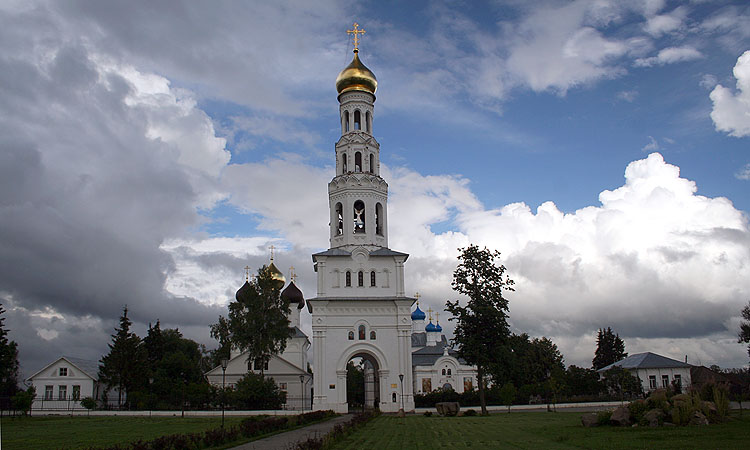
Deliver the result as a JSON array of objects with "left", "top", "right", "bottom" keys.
[
  {"left": 335, "top": 50, "right": 377, "bottom": 95},
  {"left": 267, "top": 262, "right": 286, "bottom": 289}
]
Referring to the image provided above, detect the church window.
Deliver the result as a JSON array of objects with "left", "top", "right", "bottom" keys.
[
  {"left": 45, "top": 385, "right": 53, "bottom": 400},
  {"left": 358, "top": 325, "right": 366, "bottom": 340},
  {"left": 370, "top": 330, "right": 376, "bottom": 340},
  {"left": 375, "top": 203, "right": 383, "bottom": 235},
  {"left": 370, "top": 270, "right": 376, "bottom": 287},
  {"left": 353, "top": 200, "right": 365, "bottom": 233},
  {"left": 59, "top": 367, "right": 68, "bottom": 376},
  {"left": 369, "top": 153, "right": 374, "bottom": 173},
  {"left": 342, "top": 153, "right": 348, "bottom": 173},
  {"left": 348, "top": 331, "right": 354, "bottom": 340},
  {"left": 344, "top": 110, "right": 350, "bottom": 132},
  {"left": 366, "top": 111, "right": 371, "bottom": 133},
  {"left": 345, "top": 271, "right": 351, "bottom": 287},
  {"left": 58, "top": 385, "right": 67, "bottom": 400},
  {"left": 354, "top": 110, "right": 361, "bottom": 130},
  {"left": 442, "top": 369, "right": 446, "bottom": 376},
  {"left": 447, "top": 368, "right": 452, "bottom": 376},
  {"left": 335, "top": 203, "right": 343, "bottom": 235},
  {"left": 355, "top": 152, "right": 362, "bottom": 172},
  {"left": 358, "top": 270, "right": 364, "bottom": 287},
  {"left": 392, "top": 393, "right": 397, "bottom": 403},
  {"left": 72, "top": 385, "right": 81, "bottom": 400}
]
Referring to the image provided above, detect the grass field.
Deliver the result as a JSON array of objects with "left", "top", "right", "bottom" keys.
[
  {"left": 331, "top": 412, "right": 750, "bottom": 449},
  {"left": 0, "top": 415, "right": 248, "bottom": 450}
]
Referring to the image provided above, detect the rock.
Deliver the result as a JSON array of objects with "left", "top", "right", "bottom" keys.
[
  {"left": 671, "top": 393, "right": 691, "bottom": 404},
  {"left": 581, "top": 413, "right": 599, "bottom": 427},
  {"left": 435, "top": 402, "right": 460, "bottom": 417},
  {"left": 689, "top": 411, "right": 709, "bottom": 426},
  {"left": 702, "top": 401, "right": 717, "bottom": 415},
  {"left": 644, "top": 408, "right": 664, "bottom": 427},
  {"left": 663, "top": 421, "right": 676, "bottom": 427},
  {"left": 610, "top": 405, "right": 631, "bottom": 426}
]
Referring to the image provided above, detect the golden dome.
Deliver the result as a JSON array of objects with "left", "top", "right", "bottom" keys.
[
  {"left": 267, "top": 262, "right": 286, "bottom": 289},
  {"left": 335, "top": 50, "right": 377, "bottom": 95}
]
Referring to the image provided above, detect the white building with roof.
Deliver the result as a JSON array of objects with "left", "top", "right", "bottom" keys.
[
  {"left": 26, "top": 356, "right": 103, "bottom": 410},
  {"left": 597, "top": 352, "right": 692, "bottom": 393}
]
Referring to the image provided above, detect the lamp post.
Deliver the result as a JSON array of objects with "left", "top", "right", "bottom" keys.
[
  {"left": 220, "top": 358, "right": 228, "bottom": 428},
  {"left": 299, "top": 375, "right": 305, "bottom": 412},
  {"left": 148, "top": 377, "right": 153, "bottom": 418},
  {"left": 398, "top": 374, "right": 405, "bottom": 415}
]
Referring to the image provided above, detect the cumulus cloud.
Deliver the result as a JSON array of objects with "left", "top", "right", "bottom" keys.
[
  {"left": 634, "top": 46, "right": 703, "bottom": 67},
  {"left": 710, "top": 50, "right": 750, "bottom": 137}
]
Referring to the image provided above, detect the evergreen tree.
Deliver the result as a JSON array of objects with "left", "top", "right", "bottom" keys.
[
  {"left": 0, "top": 304, "right": 20, "bottom": 397},
  {"left": 739, "top": 301, "right": 750, "bottom": 362},
  {"left": 212, "top": 265, "right": 292, "bottom": 376},
  {"left": 592, "top": 327, "right": 627, "bottom": 370},
  {"left": 446, "top": 245, "right": 515, "bottom": 414},
  {"left": 143, "top": 320, "right": 165, "bottom": 372},
  {"left": 98, "top": 306, "right": 147, "bottom": 407}
]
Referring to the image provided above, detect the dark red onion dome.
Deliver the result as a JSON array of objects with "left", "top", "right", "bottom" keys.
[
  {"left": 236, "top": 280, "right": 253, "bottom": 301},
  {"left": 281, "top": 280, "right": 305, "bottom": 309}
]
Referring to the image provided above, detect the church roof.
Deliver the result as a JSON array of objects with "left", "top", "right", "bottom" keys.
[
  {"left": 281, "top": 281, "right": 305, "bottom": 309},
  {"left": 597, "top": 352, "right": 691, "bottom": 372},
  {"left": 411, "top": 332, "right": 427, "bottom": 347},
  {"left": 312, "top": 247, "right": 409, "bottom": 261},
  {"left": 412, "top": 340, "right": 467, "bottom": 366},
  {"left": 291, "top": 326, "right": 308, "bottom": 339},
  {"left": 336, "top": 49, "right": 377, "bottom": 95}
]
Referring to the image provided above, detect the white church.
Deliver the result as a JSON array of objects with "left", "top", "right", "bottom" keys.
[{"left": 207, "top": 25, "right": 477, "bottom": 413}]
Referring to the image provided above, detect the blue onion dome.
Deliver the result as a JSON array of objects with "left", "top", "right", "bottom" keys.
[
  {"left": 435, "top": 322, "right": 443, "bottom": 332},
  {"left": 411, "top": 305, "right": 426, "bottom": 321},
  {"left": 425, "top": 321, "right": 438, "bottom": 332},
  {"left": 281, "top": 280, "right": 305, "bottom": 310}
]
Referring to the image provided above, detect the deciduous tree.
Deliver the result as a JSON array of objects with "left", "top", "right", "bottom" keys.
[
  {"left": 446, "top": 245, "right": 514, "bottom": 415},
  {"left": 592, "top": 327, "right": 627, "bottom": 370},
  {"left": 739, "top": 301, "right": 750, "bottom": 361}
]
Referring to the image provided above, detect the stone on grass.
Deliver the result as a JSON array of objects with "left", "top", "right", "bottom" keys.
[
  {"left": 581, "top": 413, "right": 599, "bottom": 427},
  {"left": 690, "top": 411, "right": 709, "bottom": 426},
  {"left": 644, "top": 408, "right": 664, "bottom": 427},
  {"left": 435, "top": 402, "right": 460, "bottom": 417},
  {"left": 610, "top": 405, "right": 631, "bottom": 426}
]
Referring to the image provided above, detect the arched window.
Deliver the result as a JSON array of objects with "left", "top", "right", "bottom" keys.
[
  {"left": 370, "top": 330, "right": 376, "bottom": 340},
  {"left": 353, "top": 200, "right": 365, "bottom": 233},
  {"left": 354, "top": 110, "right": 361, "bottom": 130},
  {"left": 335, "top": 203, "right": 343, "bottom": 235},
  {"left": 358, "top": 325, "right": 366, "bottom": 340},
  {"left": 375, "top": 203, "right": 383, "bottom": 236},
  {"left": 342, "top": 153, "right": 348, "bottom": 173},
  {"left": 344, "top": 111, "right": 350, "bottom": 132},
  {"left": 358, "top": 270, "right": 364, "bottom": 287},
  {"left": 354, "top": 152, "right": 362, "bottom": 172},
  {"left": 392, "top": 392, "right": 397, "bottom": 403},
  {"left": 369, "top": 154, "right": 374, "bottom": 173},
  {"left": 442, "top": 369, "right": 446, "bottom": 376},
  {"left": 366, "top": 111, "right": 371, "bottom": 133},
  {"left": 370, "top": 270, "right": 376, "bottom": 287},
  {"left": 447, "top": 368, "right": 452, "bottom": 376},
  {"left": 348, "top": 331, "right": 354, "bottom": 340},
  {"left": 345, "top": 271, "right": 351, "bottom": 287}
]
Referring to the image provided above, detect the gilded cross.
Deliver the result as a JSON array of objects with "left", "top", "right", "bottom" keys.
[
  {"left": 435, "top": 311, "right": 440, "bottom": 324},
  {"left": 289, "top": 266, "right": 297, "bottom": 283},
  {"left": 427, "top": 307, "right": 433, "bottom": 322},
  {"left": 269, "top": 244, "right": 275, "bottom": 261},
  {"left": 244, "top": 265, "right": 251, "bottom": 282},
  {"left": 347, "top": 22, "right": 366, "bottom": 51},
  {"left": 414, "top": 292, "right": 421, "bottom": 303}
]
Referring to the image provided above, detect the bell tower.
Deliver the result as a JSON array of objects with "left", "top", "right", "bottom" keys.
[{"left": 308, "top": 24, "right": 415, "bottom": 414}]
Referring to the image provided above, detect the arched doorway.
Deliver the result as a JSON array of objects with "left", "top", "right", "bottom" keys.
[{"left": 346, "top": 352, "right": 380, "bottom": 412}]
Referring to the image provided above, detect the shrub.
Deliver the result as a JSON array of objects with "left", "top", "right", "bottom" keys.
[
  {"left": 596, "top": 410, "right": 612, "bottom": 426},
  {"left": 713, "top": 386, "right": 730, "bottom": 419},
  {"left": 80, "top": 396, "right": 97, "bottom": 411},
  {"left": 628, "top": 399, "right": 648, "bottom": 425},
  {"left": 423, "top": 411, "right": 432, "bottom": 417},
  {"left": 647, "top": 389, "right": 670, "bottom": 413},
  {"left": 10, "top": 387, "right": 35, "bottom": 416},
  {"left": 463, "top": 409, "right": 477, "bottom": 416}
]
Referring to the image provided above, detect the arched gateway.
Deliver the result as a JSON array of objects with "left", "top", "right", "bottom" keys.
[{"left": 306, "top": 26, "right": 416, "bottom": 413}]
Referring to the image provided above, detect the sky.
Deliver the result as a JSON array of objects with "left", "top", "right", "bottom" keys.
[{"left": 1, "top": 0, "right": 749, "bottom": 382}]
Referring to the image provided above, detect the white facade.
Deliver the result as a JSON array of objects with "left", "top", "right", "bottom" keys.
[
  {"left": 307, "top": 49, "right": 416, "bottom": 414},
  {"left": 27, "top": 356, "right": 100, "bottom": 410},
  {"left": 598, "top": 352, "right": 693, "bottom": 394}
]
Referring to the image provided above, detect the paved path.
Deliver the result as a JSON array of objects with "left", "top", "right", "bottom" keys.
[{"left": 230, "top": 414, "right": 353, "bottom": 450}]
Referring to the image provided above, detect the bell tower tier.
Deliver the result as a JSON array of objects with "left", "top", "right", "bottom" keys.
[{"left": 308, "top": 27, "right": 415, "bottom": 414}]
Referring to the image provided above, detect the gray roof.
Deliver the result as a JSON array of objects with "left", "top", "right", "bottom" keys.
[
  {"left": 411, "top": 332, "right": 427, "bottom": 347},
  {"left": 312, "top": 248, "right": 351, "bottom": 259},
  {"left": 369, "top": 248, "right": 409, "bottom": 260},
  {"left": 597, "top": 352, "right": 691, "bottom": 372},
  {"left": 312, "top": 247, "right": 409, "bottom": 261},
  {"left": 291, "top": 326, "right": 308, "bottom": 340},
  {"left": 411, "top": 336, "right": 468, "bottom": 366},
  {"left": 27, "top": 356, "right": 100, "bottom": 381}
]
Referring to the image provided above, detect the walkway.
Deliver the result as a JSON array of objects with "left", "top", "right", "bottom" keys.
[{"left": 230, "top": 414, "right": 353, "bottom": 450}]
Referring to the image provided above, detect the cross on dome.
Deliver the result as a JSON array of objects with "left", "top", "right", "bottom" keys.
[
  {"left": 414, "top": 292, "right": 421, "bottom": 305},
  {"left": 244, "top": 265, "right": 251, "bottom": 282},
  {"left": 347, "top": 22, "right": 366, "bottom": 51},
  {"left": 289, "top": 266, "right": 297, "bottom": 283},
  {"left": 269, "top": 244, "right": 276, "bottom": 261}
]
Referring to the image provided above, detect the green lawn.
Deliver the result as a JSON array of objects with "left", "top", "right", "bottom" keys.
[
  {"left": 331, "top": 412, "right": 750, "bottom": 449},
  {"left": 1, "top": 415, "right": 248, "bottom": 450}
]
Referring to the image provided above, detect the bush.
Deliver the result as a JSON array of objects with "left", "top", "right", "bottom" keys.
[
  {"left": 647, "top": 389, "right": 670, "bottom": 414},
  {"left": 228, "top": 373, "right": 285, "bottom": 410},
  {"left": 80, "top": 396, "right": 97, "bottom": 411},
  {"left": 713, "top": 386, "right": 730, "bottom": 419},
  {"left": 11, "top": 387, "right": 34, "bottom": 415},
  {"left": 596, "top": 410, "right": 612, "bottom": 426},
  {"left": 628, "top": 399, "right": 648, "bottom": 425},
  {"left": 463, "top": 409, "right": 477, "bottom": 416},
  {"left": 423, "top": 411, "right": 432, "bottom": 417}
]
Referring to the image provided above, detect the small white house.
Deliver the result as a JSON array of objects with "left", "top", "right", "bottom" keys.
[
  {"left": 26, "top": 356, "right": 101, "bottom": 410},
  {"left": 598, "top": 352, "right": 692, "bottom": 393}
]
